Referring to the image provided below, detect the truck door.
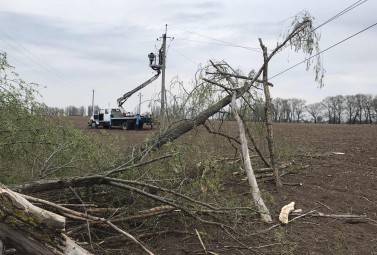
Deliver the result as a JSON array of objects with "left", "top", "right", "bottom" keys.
[{"left": 103, "top": 109, "right": 111, "bottom": 122}]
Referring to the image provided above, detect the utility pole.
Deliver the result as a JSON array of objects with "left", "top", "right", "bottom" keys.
[
  {"left": 138, "top": 92, "right": 142, "bottom": 114},
  {"left": 91, "top": 89, "right": 95, "bottom": 116},
  {"left": 160, "top": 30, "right": 167, "bottom": 116},
  {"left": 160, "top": 25, "right": 170, "bottom": 117}
]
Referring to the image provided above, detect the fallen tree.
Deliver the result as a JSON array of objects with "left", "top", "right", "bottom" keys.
[
  {"left": 5, "top": 174, "right": 265, "bottom": 254},
  {"left": 1, "top": 11, "right": 327, "bottom": 254},
  {"left": 134, "top": 12, "right": 324, "bottom": 186}
]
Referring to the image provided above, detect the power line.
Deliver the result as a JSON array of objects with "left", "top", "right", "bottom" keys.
[
  {"left": 171, "top": 0, "right": 367, "bottom": 53},
  {"left": 0, "top": 30, "right": 69, "bottom": 79},
  {"left": 170, "top": 24, "right": 261, "bottom": 53},
  {"left": 170, "top": 47, "right": 199, "bottom": 66},
  {"left": 313, "top": 0, "right": 367, "bottom": 32},
  {"left": 0, "top": 30, "right": 77, "bottom": 87},
  {"left": 270, "top": 22, "right": 377, "bottom": 80},
  {"left": 0, "top": 39, "right": 51, "bottom": 78},
  {"left": 175, "top": 37, "right": 263, "bottom": 53}
]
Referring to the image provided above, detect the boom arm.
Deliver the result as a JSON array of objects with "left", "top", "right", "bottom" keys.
[
  {"left": 117, "top": 70, "right": 160, "bottom": 108},
  {"left": 117, "top": 48, "right": 163, "bottom": 108}
]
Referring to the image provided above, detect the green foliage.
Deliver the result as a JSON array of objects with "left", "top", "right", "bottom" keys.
[
  {"left": 282, "top": 11, "right": 325, "bottom": 87},
  {"left": 274, "top": 227, "right": 297, "bottom": 255},
  {"left": 332, "top": 231, "right": 346, "bottom": 251},
  {"left": 276, "top": 139, "right": 297, "bottom": 160},
  {"left": 0, "top": 52, "right": 118, "bottom": 183},
  {"left": 127, "top": 131, "right": 229, "bottom": 203}
]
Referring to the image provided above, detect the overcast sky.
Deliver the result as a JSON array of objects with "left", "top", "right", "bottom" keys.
[{"left": 0, "top": 0, "right": 376, "bottom": 112}]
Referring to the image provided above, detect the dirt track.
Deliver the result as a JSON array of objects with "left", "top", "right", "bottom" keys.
[{"left": 70, "top": 117, "right": 377, "bottom": 254}]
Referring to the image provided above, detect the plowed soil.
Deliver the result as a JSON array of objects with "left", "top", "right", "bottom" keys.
[{"left": 70, "top": 116, "right": 377, "bottom": 254}]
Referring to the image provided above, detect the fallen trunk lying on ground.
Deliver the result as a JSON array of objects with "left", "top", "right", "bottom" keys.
[{"left": 0, "top": 183, "right": 92, "bottom": 255}]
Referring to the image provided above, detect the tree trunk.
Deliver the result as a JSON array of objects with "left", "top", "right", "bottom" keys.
[
  {"left": 230, "top": 93, "right": 272, "bottom": 223},
  {"left": 132, "top": 61, "right": 268, "bottom": 159},
  {"left": 0, "top": 223, "right": 55, "bottom": 255},
  {"left": 259, "top": 38, "right": 282, "bottom": 187},
  {"left": 0, "top": 183, "right": 92, "bottom": 255}
]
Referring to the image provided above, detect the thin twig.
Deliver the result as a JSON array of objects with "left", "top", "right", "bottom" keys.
[
  {"left": 316, "top": 201, "right": 332, "bottom": 211},
  {"left": 105, "top": 153, "right": 176, "bottom": 176},
  {"left": 69, "top": 186, "right": 94, "bottom": 251},
  {"left": 195, "top": 229, "right": 208, "bottom": 254},
  {"left": 21, "top": 192, "right": 156, "bottom": 254},
  {"left": 106, "top": 221, "right": 155, "bottom": 255}
]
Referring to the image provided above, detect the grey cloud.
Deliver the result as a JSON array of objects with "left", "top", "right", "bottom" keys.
[
  {"left": 161, "top": 0, "right": 223, "bottom": 24},
  {"left": 193, "top": 1, "right": 223, "bottom": 9},
  {"left": 0, "top": 11, "right": 152, "bottom": 66},
  {"left": 163, "top": 1, "right": 222, "bottom": 10},
  {"left": 169, "top": 11, "right": 220, "bottom": 24}
]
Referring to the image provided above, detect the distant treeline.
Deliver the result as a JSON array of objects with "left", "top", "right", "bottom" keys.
[
  {"left": 45, "top": 93, "right": 377, "bottom": 124},
  {"left": 40, "top": 105, "right": 100, "bottom": 117},
  {"left": 216, "top": 93, "right": 377, "bottom": 124},
  {"left": 270, "top": 94, "right": 377, "bottom": 124}
]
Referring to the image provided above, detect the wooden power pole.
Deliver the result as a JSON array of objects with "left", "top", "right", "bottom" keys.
[
  {"left": 160, "top": 30, "right": 167, "bottom": 116},
  {"left": 160, "top": 25, "right": 172, "bottom": 117},
  {"left": 91, "top": 89, "right": 95, "bottom": 116},
  {"left": 138, "top": 92, "right": 142, "bottom": 114}
]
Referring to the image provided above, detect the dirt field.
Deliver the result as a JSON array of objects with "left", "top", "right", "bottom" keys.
[
  {"left": 269, "top": 123, "right": 377, "bottom": 255},
  {"left": 69, "top": 117, "right": 377, "bottom": 254}
]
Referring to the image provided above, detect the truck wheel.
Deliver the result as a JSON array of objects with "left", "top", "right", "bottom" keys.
[
  {"left": 91, "top": 122, "right": 98, "bottom": 128},
  {"left": 121, "top": 121, "right": 128, "bottom": 130}
]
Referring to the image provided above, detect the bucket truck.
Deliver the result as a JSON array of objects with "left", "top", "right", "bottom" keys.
[{"left": 88, "top": 49, "right": 162, "bottom": 130}]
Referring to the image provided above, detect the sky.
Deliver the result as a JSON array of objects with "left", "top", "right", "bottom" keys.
[{"left": 0, "top": 0, "right": 376, "bottom": 113}]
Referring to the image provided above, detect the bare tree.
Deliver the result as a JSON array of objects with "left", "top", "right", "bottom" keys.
[
  {"left": 87, "top": 105, "right": 100, "bottom": 116},
  {"left": 345, "top": 95, "right": 359, "bottom": 124},
  {"left": 282, "top": 99, "right": 293, "bottom": 122},
  {"left": 355, "top": 94, "right": 364, "bottom": 124},
  {"left": 254, "top": 99, "right": 266, "bottom": 122},
  {"left": 306, "top": 102, "right": 323, "bottom": 123},
  {"left": 78, "top": 106, "right": 86, "bottom": 116},
  {"left": 272, "top": 97, "right": 284, "bottom": 122},
  {"left": 334, "top": 95, "right": 344, "bottom": 124},
  {"left": 372, "top": 95, "right": 377, "bottom": 123},
  {"left": 291, "top": 98, "right": 307, "bottom": 122},
  {"left": 322, "top": 97, "right": 336, "bottom": 124},
  {"left": 362, "top": 94, "right": 373, "bottom": 124}
]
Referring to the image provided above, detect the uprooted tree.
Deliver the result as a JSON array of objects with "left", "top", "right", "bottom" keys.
[{"left": 1, "top": 11, "right": 326, "bottom": 254}]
